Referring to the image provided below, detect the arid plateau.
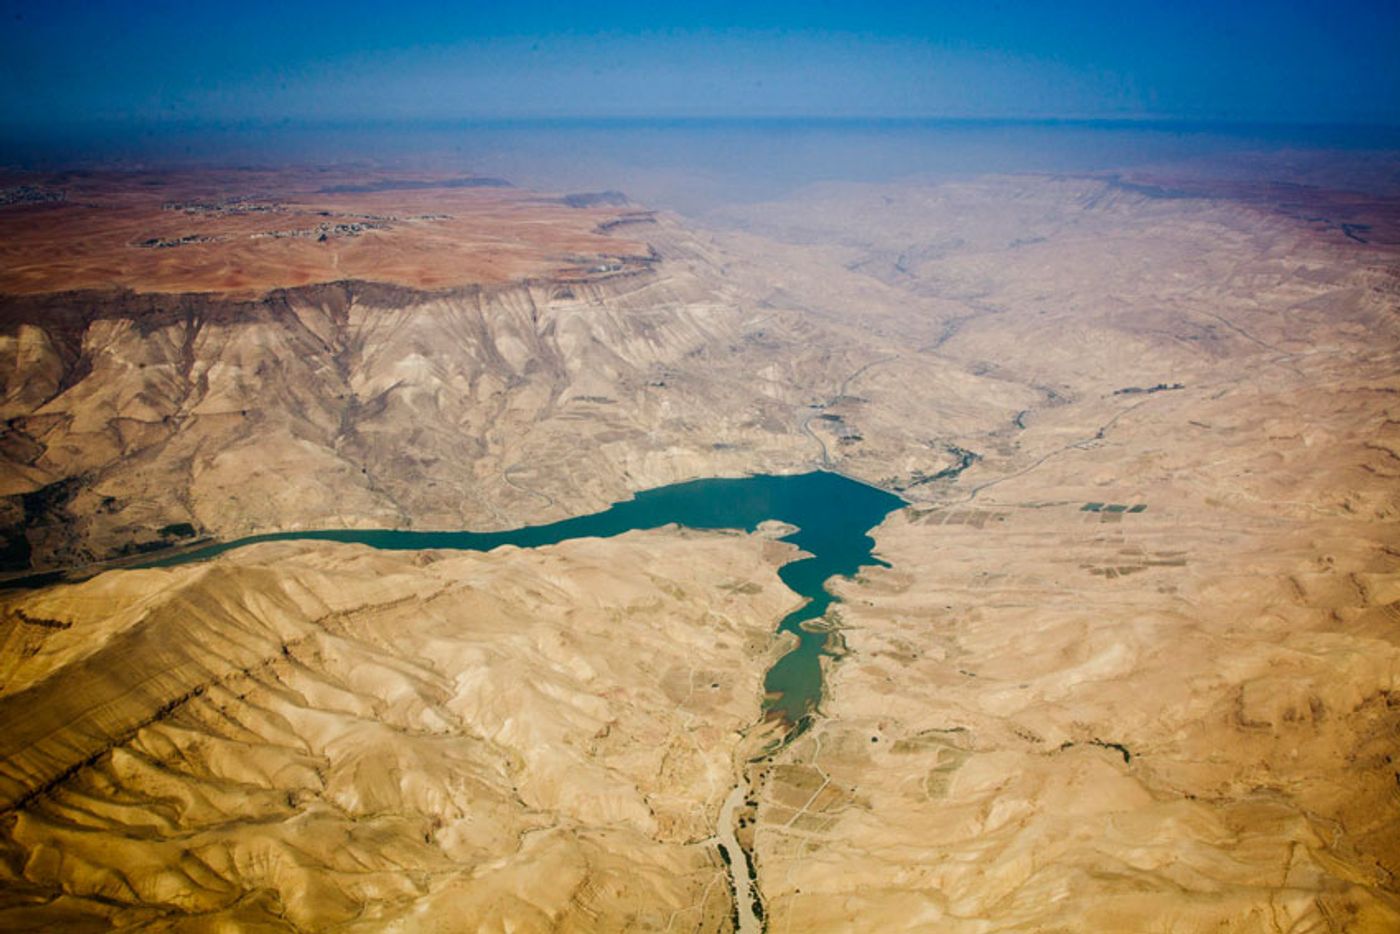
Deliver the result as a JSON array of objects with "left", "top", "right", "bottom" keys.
[{"left": 0, "top": 159, "right": 1397, "bottom": 931}]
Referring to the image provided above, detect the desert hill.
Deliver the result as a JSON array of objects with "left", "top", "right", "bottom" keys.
[{"left": 0, "top": 529, "right": 795, "bottom": 929}]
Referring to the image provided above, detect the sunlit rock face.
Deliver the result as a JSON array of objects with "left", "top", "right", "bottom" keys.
[
  {"left": 0, "top": 269, "right": 823, "bottom": 571},
  {"left": 1, "top": 163, "right": 1398, "bottom": 930}
]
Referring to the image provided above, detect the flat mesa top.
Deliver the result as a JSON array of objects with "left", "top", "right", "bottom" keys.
[{"left": 0, "top": 168, "right": 654, "bottom": 297}]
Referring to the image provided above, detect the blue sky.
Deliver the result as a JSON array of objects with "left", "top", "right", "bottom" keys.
[{"left": 3, "top": 0, "right": 1398, "bottom": 127}]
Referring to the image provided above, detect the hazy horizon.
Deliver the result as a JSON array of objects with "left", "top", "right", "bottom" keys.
[
  {"left": 7, "top": 0, "right": 1398, "bottom": 211},
  {"left": 5, "top": 1, "right": 1399, "bottom": 129},
  {"left": 7, "top": 116, "right": 1400, "bottom": 215}
]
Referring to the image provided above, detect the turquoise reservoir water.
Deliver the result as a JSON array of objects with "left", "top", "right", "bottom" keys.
[{"left": 146, "top": 471, "right": 904, "bottom": 725}]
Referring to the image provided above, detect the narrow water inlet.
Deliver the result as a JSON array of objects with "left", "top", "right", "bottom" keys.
[
  {"left": 124, "top": 471, "right": 904, "bottom": 926},
  {"left": 137, "top": 470, "right": 905, "bottom": 724}
]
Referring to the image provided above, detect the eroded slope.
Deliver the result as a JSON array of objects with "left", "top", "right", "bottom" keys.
[
  {"left": 709, "top": 178, "right": 1400, "bottom": 930},
  {"left": 0, "top": 528, "right": 795, "bottom": 930}
]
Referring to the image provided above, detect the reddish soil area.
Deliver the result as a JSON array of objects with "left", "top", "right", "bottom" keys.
[{"left": 0, "top": 168, "right": 654, "bottom": 296}]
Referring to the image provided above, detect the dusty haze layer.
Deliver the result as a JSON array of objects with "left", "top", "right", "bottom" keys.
[{"left": 0, "top": 160, "right": 1398, "bottom": 930}]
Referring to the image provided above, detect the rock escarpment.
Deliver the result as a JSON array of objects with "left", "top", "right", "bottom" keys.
[{"left": 0, "top": 238, "right": 828, "bottom": 573}]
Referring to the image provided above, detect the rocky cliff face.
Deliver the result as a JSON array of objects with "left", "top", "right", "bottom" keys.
[{"left": 0, "top": 220, "right": 853, "bottom": 573}]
